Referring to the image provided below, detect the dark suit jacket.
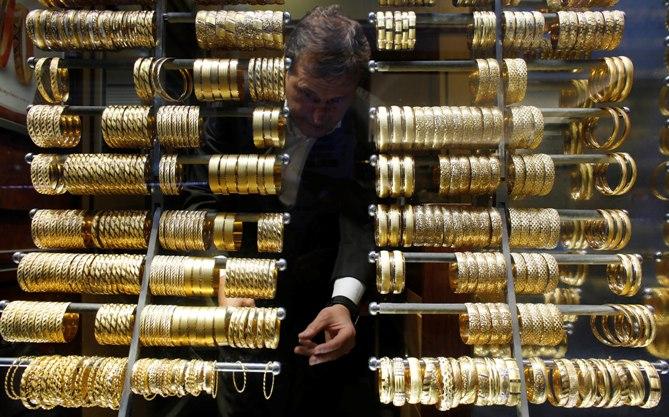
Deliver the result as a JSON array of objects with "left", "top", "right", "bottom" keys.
[{"left": 182, "top": 95, "right": 375, "bottom": 326}]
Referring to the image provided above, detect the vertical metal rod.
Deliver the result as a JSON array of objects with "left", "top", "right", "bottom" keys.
[
  {"left": 493, "top": 0, "right": 529, "bottom": 416},
  {"left": 117, "top": 0, "right": 165, "bottom": 413}
]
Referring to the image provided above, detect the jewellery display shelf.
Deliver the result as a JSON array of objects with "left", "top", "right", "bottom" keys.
[
  {"left": 0, "top": 0, "right": 298, "bottom": 415},
  {"left": 366, "top": 1, "right": 669, "bottom": 417}
]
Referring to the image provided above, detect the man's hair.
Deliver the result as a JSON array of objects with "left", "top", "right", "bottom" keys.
[{"left": 285, "top": 5, "right": 370, "bottom": 80}]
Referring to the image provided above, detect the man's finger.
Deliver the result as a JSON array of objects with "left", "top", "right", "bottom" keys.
[
  {"left": 294, "top": 345, "right": 315, "bottom": 356},
  {"left": 309, "top": 350, "right": 345, "bottom": 366},
  {"left": 297, "top": 339, "right": 317, "bottom": 348},
  {"left": 313, "top": 327, "right": 354, "bottom": 355},
  {"left": 298, "top": 313, "right": 329, "bottom": 339}
]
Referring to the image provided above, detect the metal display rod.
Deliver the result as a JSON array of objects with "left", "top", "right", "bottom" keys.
[
  {"left": 369, "top": 154, "right": 617, "bottom": 166},
  {"left": 366, "top": 251, "right": 625, "bottom": 265},
  {"left": 367, "top": 12, "right": 559, "bottom": 27},
  {"left": 0, "top": 358, "right": 281, "bottom": 374},
  {"left": 25, "top": 105, "right": 287, "bottom": 118},
  {"left": 0, "top": 299, "right": 287, "bottom": 319},
  {"left": 369, "top": 106, "right": 630, "bottom": 119},
  {"left": 178, "top": 153, "right": 290, "bottom": 166},
  {"left": 27, "top": 208, "right": 291, "bottom": 225},
  {"left": 369, "top": 59, "right": 600, "bottom": 73},
  {"left": 26, "top": 57, "right": 292, "bottom": 71},
  {"left": 366, "top": 357, "right": 669, "bottom": 375},
  {"left": 367, "top": 204, "right": 603, "bottom": 221},
  {"left": 163, "top": 11, "right": 292, "bottom": 25},
  {"left": 22, "top": 153, "right": 291, "bottom": 167},
  {"left": 368, "top": 302, "right": 625, "bottom": 316},
  {"left": 10, "top": 251, "right": 289, "bottom": 273}
]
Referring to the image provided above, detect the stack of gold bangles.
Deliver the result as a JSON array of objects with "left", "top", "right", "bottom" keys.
[
  {"left": 375, "top": 154, "right": 558, "bottom": 198},
  {"left": 377, "top": 356, "right": 521, "bottom": 409},
  {"left": 139, "top": 305, "right": 281, "bottom": 348},
  {"left": 159, "top": 155, "right": 183, "bottom": 196},
  {"left": 223, "top": 257, "right": 279, "bottom": 298},
  {"left": 131, "top": 358, "right": 217, "bottom": 400},
  {"left": 502, "top": 11, "right": 547, "bottom": 57},
  {"left": 592, "top": 152, "right": 637, "bottom": 195},
  {"left": 565, "top": 108, "right": 630, "bottom": 151},
  {"left": 375, "top": 155, "right": 415, "bottom": 198},
  {"left": 470, "top": 11, "right": 496, "bottom": 56},
  {"left": 249, "top": 57, "right": 286, "bottom": 102},
  {"left": 33, "top": 57, "right": 68, "bottom": 103},
  {"left": 437, "top": 155, "right": 501, "bottom": 196},
  {"left": 459, "top": 303, "right": 515, "bottom": 345},
  {"left": 544, "top": 288, "right": 581, "bottom": 323},
  {"left": 606, "top": 254, "right": 642, "bottom": 296},
  {"left": 508, "top": 154, "right": 555, "bottom": 198},
  {"left": 452, "top": 252, "right": 560, "bottom": 294},
  {"left": 375, "top": 204, "right": 503, "bottom": 248},
  {"left": 156, "top": 106, "right": 202, "bottom": 148},
  {"left": 149, "top": 256, "right": 218, "bottom": 297},
  {"left": 469, "top": 58, "right": 502, "bottom": 104},
  {"left": 374, "top": 11, "right": 416, "bottom": 51},
  {"left": 469, "top": 58, "right": 528, "bottom": 105},
  {"left": 374, "top": 106, "right": 507, "bottom": 150},
  {"left": 375, "top": 250, "right": 405, "bottom": 294},
  {"left": 29, "top": 154, "right": 64, "bottom": 195},
  {"left": 17, "top": 252, "right": 144, "bottom": 294},
  {"left": 525, "top": 357, "right": 661, "bottom": 408},
  {"left": 195, "top": 10, "right": 284, "bottom": 50},
  {"left": 213, "top": 213, "right": 243, "bottom": 251},
  {"left": 150, "top": 256, "right": 279, "bottom": 298},
  {"left": 159, "top": 210, "right": 213, "bottom": 251},
  {"left": 505, "top": 106, "right": 545, "bottom": 149},
  {"left": 194, "top": 58, "right": 241, "bottom": 101},
  {"left": 0, "top": 301, "right": 79, "bottom": 343},
  {"left": 516, "top": 303, "right": 566, "bottom": 346},
  {"left": 582, "top": 209, "right": 632, "bottom": 250},
  {"left": 26, "top": 10, "right": 155, "bottom": 50},
  {"left": 101, "top": 105, "right": 155, "bottom": 148},
  {"left": 257, "top": 213, "right": 284, "bottom": 253},
  {"left": 547, "top": 11, "right": 625, "bottom": 58},
  {"left": 569, "top": 163, "right": 595, "bottom": 200},
  {"left": 512, "top": 253, "right": 560, "bottom": 294},
  {"left": 60, "top": 154, "right": 149, "bottom": 195},
  {"left": 252, "top": 106, "right": 286, "bottom": 148},
  {"left": 27, "top": 105, "right": 81, "bottom": 148},
  {"left": 448, "top": 252, "right": 508, "bottom": 294},
  {"left": 30, "top": 154, "right": 149, "bottom": 195},
  {"left": 588, "top": 56, "right": 634, "bottom": 102},
  {"left": 559, "top": 263, "right": 588, "bottom": 286},
  {"left": 133, "top": 57, "right": 193, "bottom": 102},
  {"left": 208, "top": 154, "right": 281, "bottom": 195},
  {"left": 31, "top": 209, "right": 150, "bottom": 249},
  {"left": 4, "top": 356, "right": 127, "bottom": 409},
  {"left": 591, "top": 304, "right": 656, "bottom": 347},
  {"left": 94, "top": 304, "right": 136, "bottom": 345},
  {"left": 30, "top": 209, "right": 282, "bottom": 252},
  {"left": 508, "top": 208, "right": 561, "bottom": 249},
  {"left": 560, "top": 79, "right": 592, "bottom": 108}
]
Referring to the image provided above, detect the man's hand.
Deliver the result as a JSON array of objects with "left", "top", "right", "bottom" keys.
[{"left": 294, "top": 304, "right": 355, "bottom": 366}]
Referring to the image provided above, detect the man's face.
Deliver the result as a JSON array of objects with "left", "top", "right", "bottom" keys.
[{"left": 285, "top": 59, "right": 358, "bottom": 138}]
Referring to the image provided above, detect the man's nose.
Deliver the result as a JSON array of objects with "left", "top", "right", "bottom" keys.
[{"left": 312, "top": 108, "right": 327, "bottom": 126}]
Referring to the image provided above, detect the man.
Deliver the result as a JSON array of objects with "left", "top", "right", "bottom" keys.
[{"left": 187, "top": 5, "right": 378, "bottom": 416}]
